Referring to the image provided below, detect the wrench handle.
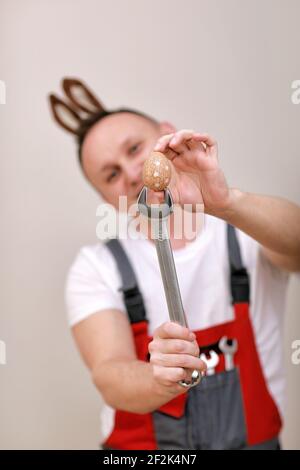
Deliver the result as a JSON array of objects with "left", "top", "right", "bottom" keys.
[
  {"left": 153, "top": 220, "right": 201, "bottom": 388},
  {"left": 155, "top": 238, "right": 188, "bottom": 327}
]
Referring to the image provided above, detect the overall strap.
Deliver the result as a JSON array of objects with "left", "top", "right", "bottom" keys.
[
  {"left": 227, "top": 224, "right": 250, "bottom": 304},
  {"left": 105, "top": 239, "right": 147, "bottom": 324}
]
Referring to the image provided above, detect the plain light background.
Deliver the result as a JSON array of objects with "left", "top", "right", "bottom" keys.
[{"left": 0, "top": 0, "right": 299, "bottom": 449}]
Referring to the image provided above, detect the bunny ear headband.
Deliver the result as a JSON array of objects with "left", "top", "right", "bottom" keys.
[{"left": 48, "top": 77, "right": 108, "bottom": 135}]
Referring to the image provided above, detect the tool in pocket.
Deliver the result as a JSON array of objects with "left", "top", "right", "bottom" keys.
[
  {"left": 199, "top": 350, "right": 219, "bottom": 376},
  {"left": 219, "top": 336, "right": 238, "bottom": 371}
]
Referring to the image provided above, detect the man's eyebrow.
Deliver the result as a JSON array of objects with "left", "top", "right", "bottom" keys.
[
  {"left": 119, "top": 136, "right": 135, "bottom": 150},
  {"left": 101, "top": 163, "right": 116, "bottom": 172}
]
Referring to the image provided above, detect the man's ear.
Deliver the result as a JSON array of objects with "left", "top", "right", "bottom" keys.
[{"left": 158, "top": 121, "right": 177, "bottom": 136}]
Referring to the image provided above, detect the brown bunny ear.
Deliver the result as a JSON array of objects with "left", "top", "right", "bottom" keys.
[
  {"left": 62, "top": 78, "right": 106, "bottom": 114},
  {"left": 48, "top": 94, "right": 81, "bottom": 135}
]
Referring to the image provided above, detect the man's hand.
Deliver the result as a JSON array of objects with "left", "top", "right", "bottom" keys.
[
  {"left": 153, "top": 129, "right": 231, "bottom": 213},
  {"left": 148, "top": 321, "right": 207, "bottom": 388},
  {"left": 151, "top": 129, "right": 300, "bottom": 272}
]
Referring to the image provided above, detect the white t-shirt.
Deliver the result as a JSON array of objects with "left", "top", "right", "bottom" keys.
[{"left": 65, "top": 214, "right": 290, "bottom": 442}]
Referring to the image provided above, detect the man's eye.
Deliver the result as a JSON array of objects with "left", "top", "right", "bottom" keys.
[
  {"left": 107, "top": 169, "right": 119, "bottom": 182},
  {"left": 129, "top": 143, "right": 141, "bottom": 155}
]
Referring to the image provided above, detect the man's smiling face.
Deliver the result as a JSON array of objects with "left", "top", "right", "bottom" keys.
[{"left": 81, "top": 112, "right": 175, "bottom": 208}]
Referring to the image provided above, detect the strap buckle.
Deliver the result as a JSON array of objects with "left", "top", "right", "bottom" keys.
[
  {"left": 230, "top": 268, "right": 250, "bottom": 303},
  {"left": 119, "top": 286, "right": 147, "bottom": 323}
]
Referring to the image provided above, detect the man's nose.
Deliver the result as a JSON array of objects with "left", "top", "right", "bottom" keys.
[{"left": 124, "top": 161, "right": 143, "bottom": 187}]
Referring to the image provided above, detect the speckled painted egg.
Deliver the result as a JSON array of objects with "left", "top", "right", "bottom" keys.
[{"left": 142, "top": 152, "right": 171, "bottom": 191}]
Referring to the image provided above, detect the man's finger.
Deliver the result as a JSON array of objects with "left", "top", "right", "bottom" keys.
[
  {"left": 169, "top": 130, "right": 195, "bottom": 153},
  {"left": 151, "top": 352, "right": 206, "bottom": 371},
  {"left": 185, "top": 137, "right": 206, "bottom": 152},
  {"left": 193, "top": 133, "right": 217, "bottom": 148},
  {"left": 149, "top": 338, "right": 200, "bottom": 357},
  {"left": 154, "top": 133, "right": 175, "bottom": 152},
  {"left": 153, "top": 322, "right": 195, "bottom": 341}
]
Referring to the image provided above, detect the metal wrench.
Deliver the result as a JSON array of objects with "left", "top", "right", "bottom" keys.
[
  {"left": 199, "top": 350, "right": 219, "bottom": 376},
  {"left": 137, "top": 186, "right": 201, "bottom": 388},
  {"left": 218, "top": 336, "right": 238, "bottom": 371}
]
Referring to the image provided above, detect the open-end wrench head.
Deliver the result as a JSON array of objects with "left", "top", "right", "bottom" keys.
[
  {"left": 200, "top": 350, "right": 220, "bottom": 369},
  {"left": 137, "top": 186, "right": 174, "bottom": 219},
  {"left": 219, "top": 336, "right": 238, "bottom": 354}
]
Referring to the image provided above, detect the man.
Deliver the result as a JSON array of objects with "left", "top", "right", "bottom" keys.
[{"left": 49, "top": 78, "right": 300, "bottom": 450}]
